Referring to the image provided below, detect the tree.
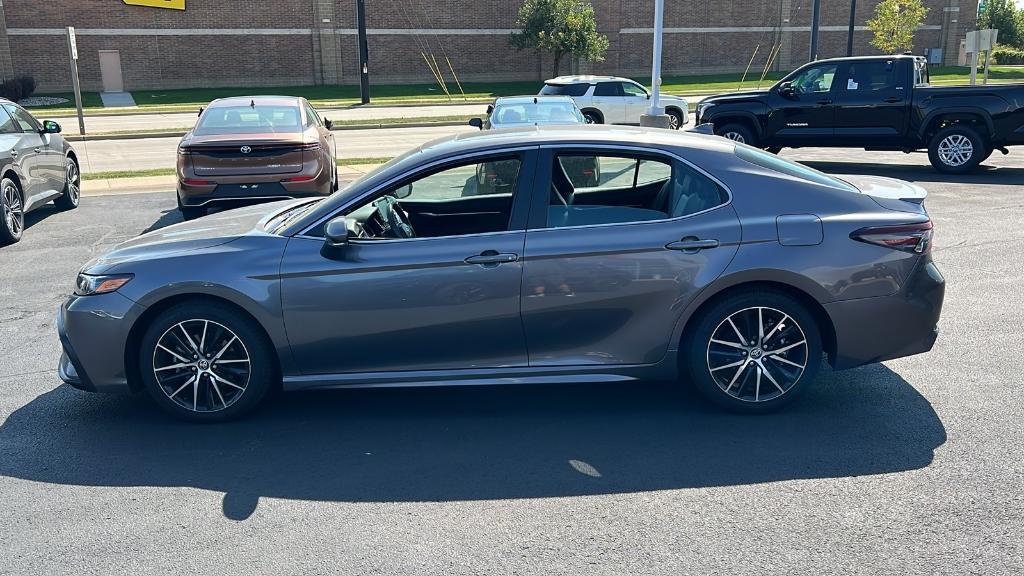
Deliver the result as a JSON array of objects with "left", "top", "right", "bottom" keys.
[
  {"left": 510, "top": 0, "right": 609, "bottom": 77},
  {"left": 866, "top": 0, "right": 929, "bottom": 54},
  {"left": 978, "top": 0, "right": 1023, "bottom": 49}
]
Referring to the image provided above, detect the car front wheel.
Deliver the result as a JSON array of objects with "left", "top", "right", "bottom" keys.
[
  {"left": 54, "top": 157, "right": 81, "bottom": 211},
  {"left": 667, "top": 109, "right": 684, "bottom": 130},
  {"left": 139, "top": 301, "right": 277, "bottom": 422},
  {"left": 715, "top": 123, "right": 757, "bottom": 147},
  {"left": 684, "top": 290, "right": 822, "bottom": 413}
]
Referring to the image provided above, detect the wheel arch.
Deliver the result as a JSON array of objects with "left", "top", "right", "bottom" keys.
[
  {"left": 580, "top": 107, "right": 604, "bottom": 124},
  {"left": 918, "top": 108, "right": 994, "bottom": 142},
  {"left": 673, "top": 274, "right": 838, "bottom": 367},
  {"left": 708, "top": 111, "right": 763, "bottom": 138},
  {"left": 124, "top": 292, "right": 284, "bottom": 393}
]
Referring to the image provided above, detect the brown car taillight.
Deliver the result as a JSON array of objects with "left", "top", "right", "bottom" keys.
[
  {"left": 177, "top": 145, "right": 193, "bottom": 156},
  {"left": 851, "top": 221, "right": 933, "bottom": 254},
  {"left": 300, "top": 142, "right": 321, "bottom": 151},
  {"left": 182, "top": 178, "right": 214, "bottom": 186},
  {"left": 282, "top": 175, "right": 316, "bottom": 182}
]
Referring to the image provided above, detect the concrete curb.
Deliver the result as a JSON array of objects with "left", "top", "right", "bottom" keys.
[{"left": 69, "top": 120, "right": 472, "bottom": 141}]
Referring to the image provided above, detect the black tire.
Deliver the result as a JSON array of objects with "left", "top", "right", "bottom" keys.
[
  {"left": 666, "top": 109, "right": 684, "bottom": 130},
  {"left": 765, "top": 146, "right": 782, "bottom": 155},
  {"left": 0, "top": 176, "right": 24, "bottom": 245},
  {"left": 928, "top": 125, "right": 986, "bottom": 174},
  {"left": 683, "top": 290, "right": 822, "bottom": 414},
  {"left": 715, "top": 122, "right": 757, "bottom": 147},
  {"left": 138, "top": 301, "right": 277, "bottom": 422},
  {"left": 53, "top": 157, "right": 80, "bottom": 211},
  {"left": 582, "top": 110, "right": 602, "bottom": 125},
  {"left": 177, "top": 195, "right": 206, "bottom": 220}
]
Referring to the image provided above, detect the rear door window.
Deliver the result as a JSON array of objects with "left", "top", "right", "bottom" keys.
[
  {"left": 4, "top": 105, "right": 39, "bottom": 132},
  {"left": 0, "top": 107, "right": 19, "bottom": 134},
  {"left": 594, "top": 82, "right": 623, "bottom": 97}
]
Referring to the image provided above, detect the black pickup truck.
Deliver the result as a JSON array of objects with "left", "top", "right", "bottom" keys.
[{"left": 696, "top": 55, "right": 1024, "bottom": 173}]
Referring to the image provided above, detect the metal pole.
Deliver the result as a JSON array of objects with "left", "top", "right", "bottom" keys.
[
  {"left": 809, "top": 0, "right": 821, "bottom": 61},
  {"left": 66, "top": 27, "right": 85, "bottom": 136},
  {"left": 847, "top": 0, "right": 857, "bottom": 57},
  {"left": 647, "top": 0, "right": 665, "bottom": 115},
  {"left": 356, "top": 0, "right": 370, "bottom": 104}
]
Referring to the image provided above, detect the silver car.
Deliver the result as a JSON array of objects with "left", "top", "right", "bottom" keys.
[
  {"left": 58, "top": 126, "right": 944, "bottom": 421},
  {"left": 0, "top": 99, "right": 80, "bottom": 245},
  {"left": 469, "top": 96, "right": 587, "bottom": 130}
]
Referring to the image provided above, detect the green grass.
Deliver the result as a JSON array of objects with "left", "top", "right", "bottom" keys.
[
  {"left": 35, "top": 65, "right": 1024, "bottom": 118},
  {"left": 83, "top": 157, "right": 394, "bottom": 181}
]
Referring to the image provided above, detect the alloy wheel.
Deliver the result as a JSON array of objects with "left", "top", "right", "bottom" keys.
[
  {"left": 66, "top": 161, "right": 81, "bottom": 205},
  {"left": 938, "top": 134, "right": 973, "bottom": 167},
  {"left": 705, "top": 306, "right": 809, "bottom": 403},
  {"left": 2, "top": 181, "right": 23, "bottom": 238},
  {"left": 723, "top": 131, "right": 746, "bottom": 143},
  {"left": 152, "top": 319, "right": 252, "bottom": 413},
  {"left": 668, "top": 114, "right": 681, "bottom": 130}
]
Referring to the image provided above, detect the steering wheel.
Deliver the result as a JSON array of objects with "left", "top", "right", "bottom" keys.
[{"left": 374, "top": 196, "right": 416, "bottom": 239}]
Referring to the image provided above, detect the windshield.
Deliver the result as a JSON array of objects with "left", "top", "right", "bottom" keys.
[
  {"left": 734, "top": 145, "right": 858, "bottom": 192},
  {"left": 195, "top": 105, "right": 302, "bottom": 135},
  {"left": 492, "top": 101, "right": 585, "bottom": 125},
  {"left": 539, "top": 83, "right": 589, "bottom": 97}
]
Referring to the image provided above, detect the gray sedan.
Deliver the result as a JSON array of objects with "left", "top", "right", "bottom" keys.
[
  {"left": 57, "top": 126, "right": 944, "bottom": 421},
  {"left": 0, "top": 98, "right": 80, "bottom": 245}
]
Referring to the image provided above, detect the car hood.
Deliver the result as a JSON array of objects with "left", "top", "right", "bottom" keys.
[
  {"left": 659, "top": 94, "right": 689, "bottom": 104},
  {"left": 82, "top": 200, "right": 295, "bottom": 273},
  {"left": 702, "top": 90, "right": 771, "bottom": 104}
]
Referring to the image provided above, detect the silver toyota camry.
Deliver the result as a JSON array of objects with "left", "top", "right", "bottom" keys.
[{"left": 57, "top": 126, "right": 945, "bottom": 421}]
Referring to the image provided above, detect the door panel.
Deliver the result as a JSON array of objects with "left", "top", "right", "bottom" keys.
[
  {"left": 591, "top": 82, "right": 625, "bottom": 124},
  {"left": 766, "top": 63, "right": 838, "bottom": 145},
  {"left": 522, "top": 208, "right": 740, "bottom": 366},
  {"left": 281, "top": 232, "right": 527, "bottom": 374},
  {"left": 832, "top": 59, "right": 908, "bottom": 145},
  {"left": 2, "top": 105, "right": 49, "bottom": 203}
]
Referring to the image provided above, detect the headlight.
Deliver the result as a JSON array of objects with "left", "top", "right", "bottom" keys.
[
  {"left": 75, "top": 273, "right": 133, "bottom": 296},
  {"left": 696, "top": 102, "right": 714, "bottom": 120}
]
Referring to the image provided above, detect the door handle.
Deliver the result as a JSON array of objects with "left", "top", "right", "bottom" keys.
[
  {"left": 9, "top": 149, "right": 17, "bottom": 158},
  {"left": 465, "top": 251, "right": 519, "bottom": 266},
  {"left": 33, "top": 147, "right": 41, "bottom": 153},
  {"left": 666, "top": 238, "right": 720, "bottom": 252},
  {"left": 882, "top": 97, "right": 902, "bottom": 103},
  {"left": 816, "top": 98, "right": 833, "bottom": 105}
]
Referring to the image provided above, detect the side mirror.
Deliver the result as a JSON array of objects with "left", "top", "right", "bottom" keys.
[
  {"left": 468, "top": 117, "right": 484, "bottom": 130},
  {"left": 324, "top": 118, "right": 333, "bottom": 130},
  {"left": 777, "top": 81, "right": 795, "bottom": 97},
  {"left": 324, "top": 216, "right": 352, "bottom": 249},
  {"left": 42, "top": 120, "right": 61, "bottom": 134},
  {"left": 198, "top": 107, "right": 204, "bottom": 117}
]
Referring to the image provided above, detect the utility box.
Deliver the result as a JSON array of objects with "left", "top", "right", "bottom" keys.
[{"left": 925, "top": 48, "right": 943, "bottom": 65}]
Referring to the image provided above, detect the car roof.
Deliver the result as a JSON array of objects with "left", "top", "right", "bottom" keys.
[
  {"left": 493, "top": 95, "right": 577, "bottom": 105},
  {"left": 414, "top": 124, "right": 735, "bottom": 159},
  {"left": 544, "top": 75, "right": 634, "bottom": 85},
  {"left": 813, "top": 54, "right": 924, "bottom": 65},
  {"left": 207, "top": 95, "right": 303, "bottom": 108}
]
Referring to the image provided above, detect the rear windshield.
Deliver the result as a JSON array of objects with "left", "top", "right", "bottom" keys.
[
  {"left": 734, "top": 145, "right": 858, "bottom": 192},
  {"left": 492, "top": 100, "right": 584, "bottom": 125},
  {"left": 195, "top": 105, "right": 302, "bottom": 135},
  {"left": 539, "top": 83, "right": 589, "bottom": 97}
]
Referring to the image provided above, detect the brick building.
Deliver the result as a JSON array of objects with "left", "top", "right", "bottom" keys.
[{"left": 0, "top": 0, "right": 977, "bottom": 93}]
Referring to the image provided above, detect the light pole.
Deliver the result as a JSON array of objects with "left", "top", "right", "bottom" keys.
[
  {"left": 847, "top": 0, "right": 857, "bottom": 57},
  {"left": 640, "top": 0, "right": 671, "bottom": 128},
  {"left": 356, "top": 0, "right": 370, "bottom": 104},
  {"left": 809, "top": 0, "right": 821, "bottom": 61}
]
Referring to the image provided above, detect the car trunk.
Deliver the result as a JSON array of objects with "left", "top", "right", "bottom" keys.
[
  {"left": 839, "top": 174, "right": 928, "bottom": 215},
  {"left": 185, "top": 133, "right": 307, "bottom": 177}
]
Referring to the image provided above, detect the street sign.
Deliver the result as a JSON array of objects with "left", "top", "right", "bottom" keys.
[
  {"left": 67, "top": 27, "right": 85, "bottom": 136},
  {"left": 68, "top": 26, "right": 78, "bottom": 60},
  {"left": 966, "top": 29, "right": 998, "bottom": 85}
]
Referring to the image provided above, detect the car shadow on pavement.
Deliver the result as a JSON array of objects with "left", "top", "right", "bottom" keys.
[
  {"left": 140, "top": 208, "right": 184, "bottom": 234},
  {"left": 800, "top": 159, "right": 1024, "bottom": 185},
  {"left": 0, "top": 363, "right": 945, "bottom": 521}
]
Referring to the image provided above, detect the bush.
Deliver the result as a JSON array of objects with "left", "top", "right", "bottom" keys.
[
  {"left": 0, "top": 78, "right": 23, "bottom": 101},
  {"left": 991, "top": 45, "right": 1024, "bottom": 65},
  {"left": 16, "top": 76, "right": 35, "bottom": 99}
]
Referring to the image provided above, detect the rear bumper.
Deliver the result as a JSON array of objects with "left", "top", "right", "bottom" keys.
[
  {"left": 56, "top": 293, "right": 140, "bottom": 393},
  {"left": 177, "top": 164, "right": 333, "bottom": 208},
  {"left": 825, "top": 257, "right": 945, "bottom": 370}
]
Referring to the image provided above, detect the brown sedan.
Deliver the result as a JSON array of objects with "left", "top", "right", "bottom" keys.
[{"left": 176, "top": 96, "right": 336, "bottom": 219}]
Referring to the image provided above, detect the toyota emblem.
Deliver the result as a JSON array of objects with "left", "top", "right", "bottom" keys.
[{"left": 240, "top": 146, "right": 252, "bottom": 154}]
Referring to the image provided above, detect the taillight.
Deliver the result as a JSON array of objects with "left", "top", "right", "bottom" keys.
[
  {"left": 282, "top": 175, "right": 316, "bottom": 182},
  {"left": 300, "top": 143, "right": 321, "bottom": 151},
  {"left": 851, "top": 221, "right": 933, "bottom": 254},
  {"left": 182, "top": 178, "right": 213, "bottom": 186},
  {"left": 177, "top": 145, "right": 192, "bottom": 156}
]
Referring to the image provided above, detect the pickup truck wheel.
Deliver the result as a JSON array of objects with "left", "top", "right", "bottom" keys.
[
  {"left": 716, "top": 123, "right": 756, "bottom": 147},
  {"left": 928, "top": 125, "right": 985, "bottom": 174}
]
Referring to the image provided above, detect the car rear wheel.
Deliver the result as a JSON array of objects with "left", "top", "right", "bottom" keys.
[
  {"left": 684, "top": 290, "right": 822, "bottom": 413},
  {"left": 715, "top": 123, "right": 757, "bottom": 147},
  {"left": 0, "top": 177, "right": 24, "bottom": 245},
  {"left": 54, "top": 157, "right": 80, "bottom": 211},
  {"left": 139, "top": 302, "right": 277, "bottom": 422},
  {"left": 928, "top": 125, "right": 985, "bottom": 174},
  {"left": 667, "top": 109, "right": 684, "bottom": 130},
  {"left": 583, "top": 111, "right": 602, "bottom": 124}
]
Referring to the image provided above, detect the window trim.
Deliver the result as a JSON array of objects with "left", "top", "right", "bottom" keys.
[
  {"left": 530, "top": 143, "right": 733, "bottom": 232},
  {"left": 3, "top": 103, "right": 40, "bottom": 133},
  {"left": 295, "top": 146, "right": 537, "bottom": 240}
]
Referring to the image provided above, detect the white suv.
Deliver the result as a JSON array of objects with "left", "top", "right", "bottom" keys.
[{"left": 539, "top": 76, "right": 689, "bottom": 130}]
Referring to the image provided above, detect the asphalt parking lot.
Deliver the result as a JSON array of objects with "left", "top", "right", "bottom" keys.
[{"left": 1, "top": 146, "right": 1022, "bottom": 575}]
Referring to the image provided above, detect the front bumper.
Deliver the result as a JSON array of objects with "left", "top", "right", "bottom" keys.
[
  {"left": 825, "top": 257, "right": 945, "bottom": 370},
  {"left": 56, "top": 292, "right": 141, "bottom": 393}
]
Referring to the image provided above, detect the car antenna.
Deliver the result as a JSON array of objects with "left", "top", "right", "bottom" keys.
[
  {"left": 250, "top": 99, "right": 255, "bottom": 108},
  {"left": 534, "top": 97, "right": 538, "bottom": 104}
]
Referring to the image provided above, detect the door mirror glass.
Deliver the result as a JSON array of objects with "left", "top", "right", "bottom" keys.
[
  {"left": 392, "top": 183, "right": 413, "bottom": 199},
  {"left": 468, "top": 117, "right": 484, "bottom": 130},
  {"left": 42, "top": 120, "right": 61, "bottom": 134},
  {"left": 323, "top": 118, "right": 333, "bottom": 130},
  {"left": 324, "top": 216, "right": 352, "bottom": 248}
]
